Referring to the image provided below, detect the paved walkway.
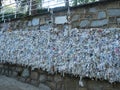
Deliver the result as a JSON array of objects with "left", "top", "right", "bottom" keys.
[{"left": 0, "top": 75, "right": 40, "bottom": 90}]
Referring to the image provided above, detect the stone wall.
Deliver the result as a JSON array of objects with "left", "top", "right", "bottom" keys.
[
  {"left": 0, "top": 63, "right": 120, "bottom": 90},
  {"left": 0, "top": 0, "right": 120, "bottom": 31},
  {"left": 0, "top": 0, "right": 120, "bottom": 89}
]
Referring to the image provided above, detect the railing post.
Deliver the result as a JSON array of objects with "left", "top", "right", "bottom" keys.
[
  {"left": 15, "top": 0, "right": 18, "bottom": 18},
  {"left": 2, "top": 5, "right": 4, "bottom": 21},
  {"left": 29, "top": 0, "right": 32, "bottom": 15}
]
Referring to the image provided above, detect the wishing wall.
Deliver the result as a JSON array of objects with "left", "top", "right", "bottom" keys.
[{"left": 0, "top": 28, "right": 120, "bottom": 83}]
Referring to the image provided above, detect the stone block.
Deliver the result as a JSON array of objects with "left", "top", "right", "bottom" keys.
[
  {"left": 16, "top": 67, "right": 23, "bottom": 72},
  {"left": 0, "top": 64, "right": 3, "bottom": 68},
  {"left": 31, "top": 80, "right": 39, "bottom": 86},
  {"left": 54, "top": 75, "right": 62, "bottom": 83},
  {"left": 26, "top": 78, "right": 31, "bottom": 83},
  {"left": 77, "top": 88, "right": 88, "bottom": 90},
  {"left": 12, "top": 71, "right": 18, "bottom": 77},
  {"left": 72, "top": 15, "right": 80, "bottom": 22},
  {"left": 107, "top": 8, "right": 120, "bottom": 17},
  {"left": 80, "top": 20, "right": 90, "bottom": 28},
  {"left": 8, "top": 70, "right": 12, "bottom": 76},
  {"left": 91, "top": 19, "right": 108, "bottom": 27},
  {"left": 28, "top": 21, "right": 32, "bottom": 26},
  {"left": 19, "top": 77, "right": 26, "bottom": 82},
  {"left": 117, "top": 18, "right": 120, "bottom": 22},
  {"left": 55, "top": 16, "right": 67, "bottom": 24},
  {"left": 32, "top": 18, "right": 40, "bottom": 26},
  {"left": 89, "top": 8, "right": 97, "bottom": 13},
  {"left": 39, "top": 83, "right": 51, "bottom": 90},
  {"left": 46, "top": 81, "right": 56, "bottom": 90},
  {"left": 56, "top": 81, "right": 63, "bottom": 90},
  {"left": 72, "top": 21, "right": 79, "bottom": 28},
  {"left": 40, "top": 25, "right": 51, "bottom": 30},
  {"left": 40, "top": 18, "right": 46, "bottom": 25},
  {"left": 47, "top": 75, "right": 54, "bottom": 82},
  {"left": 22, "top": 68, "right": 29, "bottom": 78},
  {"left": 97, "top": 11, "right": 106, "bottom": 19},
  {"left": 39, "top": 74, "right": 47, "bottom": 83},
  {"left": 30, "top": 71, "right": 39, "bottom": 80}
]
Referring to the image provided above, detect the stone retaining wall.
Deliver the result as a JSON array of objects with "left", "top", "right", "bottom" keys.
[
  {"left": 0, "top": 0, "right": 120, "bottom": 31},
  {"left": 0, "top": 0, "right": 120, "bottom": 89},
  {"left": 0, "top": 63, "right": 120, "bottom": 90}
]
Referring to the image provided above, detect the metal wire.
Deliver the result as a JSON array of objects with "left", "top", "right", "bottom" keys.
[{"left": 0, "top": 0, "right": 97, "bottom": 22}]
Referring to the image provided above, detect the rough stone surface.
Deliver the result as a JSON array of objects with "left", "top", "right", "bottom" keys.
[
  {"left": 80, "top": 20, "right": 90, "bottom": 27},
  {"left": 47, "top": 75, "right": 54, "bottom": 82},
  {"left": 97, "top": 11, "right": 106, "bottom": 19},
  {"left": 30, "top": 71, "right": 39, "bottom": 80},
  {"left": 39, "top": 74, "right": 47, "bottom": 83},
  {"left": 0, "top": 64, "right": 120, "bottom": 90},
  {"left": 0, "top": 75, "right": 40, "bottom": 90},
  {"left": 54, "top": 75, "right": 62, "bottom": 82},
  {"left": 72, "top": 15, "right": 80, "bottom": 22},
  {"left": 107, "top": 8, "right": 120, "bottom": 17},
  {"left": 16, "top": 67, "right": 23, "bottom": 72},
  {"left": 31, "top": 80, "right": 39, "bottom": 86},
  {"left": 89, "top": 7, "right": 97, "bottom": 13},
  {"left": 28, "top": 21, "right": 32, "bottom": 26},
  {"left": 91, "top": 19, "right": 108, "bottom": 27},
  {"left": 39, "top": 83, "right": 51, "bottom": 90},
  {"left": 40, "top": 25, "right": 51, "bottom": 30},
  {"left": 117, "top": 18, "right": 120, "bottom": 22},
  {"left": 12, "top": 71, "right": 18, "bottom": 77},
  {"left": 0, "top": 64, "right": 3, "bottom": 68},
  {"left": 32, "top": 18, "right": 40, "bottom": 26},
  {"left": 22, "top": 68, "right": 29, "bottom": 78},
  {"left": 55, "top": 16, "right": 67, "bottom": 24}
]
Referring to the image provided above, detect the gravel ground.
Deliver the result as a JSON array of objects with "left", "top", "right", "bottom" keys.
[{"left": 0, "top": 75, "right": 40, "bottom": 90}]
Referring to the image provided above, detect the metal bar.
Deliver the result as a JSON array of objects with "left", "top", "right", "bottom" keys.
[
  {"left": 0, "top": 0, "right": 96, "bottom": 22},
  {"left": 29, "top": 0, "right": 32, "bottom": 15}
]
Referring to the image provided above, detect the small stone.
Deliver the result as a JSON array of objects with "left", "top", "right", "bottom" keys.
[
  {"left": 91, "top": 19, "right": 108, "bottom": 27},
  {"left": 30, "top": 71, "right": 39, "bottom": 80},
  {"left": 54, "top": 75, "right": 62, "bottom": 83},
  {"left": 16, "top": 67, "right": 23, "bottom": 72},
  {"left": 47, "top": 75, "right": 54, "bottom": 82},
  {"left": 97, "top": 11, "right": 106, "bottom": 19},
  {"left": 31, "top": 80, "right": 39, "bottom": 86},
  {"left": 26, "top": 78, "right": 31, "bottom": 83},
  {"left": 39, "top": 83, "right": 51, "bottom": 90},
  {"left": 80, "top": 20, "right": 90, "bottom": 28},
  {"left": 72, "top": 15, "right": 80, "bottom": 22},
  {"left": 78, "top": 88, "right": 87, "bottom": 90},
  {"left": 39, "top": 74, "right": 47, "bottom": 83},
  {"left": 40, "top": 18, "right": 46, "bottom": 25},
  {"left": 32, "top": 18, "right": 40, "bottom": 26},
  {"left": 22, "top": 68, "right": 29, "bottom": 78},
  {"left": 107, "top": 8, "right": 120, "bottom": 17},
  {"left": 40, "top": 25, "right": 51, "bottom": 30},
  {"left": 55, "top": 16, "right": 67, "bottom": 24},
  {"left": 117, "top": 18, "right": 120, "bottom": 23},
  {"left": 28, "top": 21, "right": 32, "bottom": 26},
  {"left": 12, "top": 71, "right": 18, "bottom": 77},
  {"left": 0, "top": 64, "right": 3, "bottom": 68},
  {"left": 89, "top": 8, "right": 97, "bottom": 13},
  {"left": 19, "top": 77, "right": 26, "bottom": 82},
  {"left": 46, "top": 81, "right": 56, "bottom": 90}
]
